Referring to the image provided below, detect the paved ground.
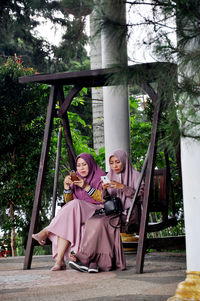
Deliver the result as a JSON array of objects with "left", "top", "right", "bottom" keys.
[{"left": 0, "top": 251, "right": 186, "bottom": 301}]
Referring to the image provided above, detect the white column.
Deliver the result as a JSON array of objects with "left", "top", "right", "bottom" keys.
[
  {"left": 168, "top": 11, "right": 200, "bottom": 299},
  {"left": 90, "top": 9, "right": 104, "bottom": 152},
  {"left": 168, "top": 105, "right": 200, "bottom": 301},
  {"left": 101, "top": 0, "right": 130, "bottom": 170},
  {"left": 179, "top": 37, "right": 200, "bottom": 273},
  {"left": 181, "top": 137, "right": 200, "bottom": 271}
]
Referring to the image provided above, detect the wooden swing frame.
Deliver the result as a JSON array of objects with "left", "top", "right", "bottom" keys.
[{"left": 19, "top": 62, "right": 184, "bottom": 273}]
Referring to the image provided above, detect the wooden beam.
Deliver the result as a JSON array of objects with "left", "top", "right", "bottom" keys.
[
  {"left": 140, "top": 82, "right": 157, "bottom": 104},
  {"left": 23, "top": 85, "right": 57, "bottom": 270},
  {"left": 126, "top": 144, "right": 150, "bottom": 224},
  {"left": 51, "top": 126, "right": 62, "bottom": 219},
  {"left": 57, "top": 86, "right": 82, "bottom": 118},
  {"left": 57, "top": 86, "right": 76, "bottom": 169},
  {"left": 136, "top": 93, "right": 161, "bottom": 274},
  {"left": 18, "top": 63, "right": 177, "bottom": 87}
]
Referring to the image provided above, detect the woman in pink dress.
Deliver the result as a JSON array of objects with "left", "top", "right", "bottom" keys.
[
  {"left": 32, "top": 153, "right": 106, "bottom": 271},
  {"left": 69, "top": 149, "right": 144, "bottom": 272}
]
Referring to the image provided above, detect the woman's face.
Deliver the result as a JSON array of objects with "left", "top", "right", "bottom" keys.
[
  {"left": 76, "top": 158, "right": 89, "bottom": 177},
  {"left": 109, "top": 156, "right": 123, "bottom": 174}
]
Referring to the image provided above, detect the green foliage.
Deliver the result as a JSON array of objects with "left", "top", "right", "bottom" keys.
[
  {"left": 0, "top": 0, "right": 89, "bottom": 73},
  {"left": 52, "top": 18, "right": 90, "bottom": 72},
  {"left": 69, "top": 87, "right": 93, "bottom": 147},
  {"left": 0, "top": 2, "right": 91, "bottom": 252},
  {"left": 129, "top": 94, "right": 183, "bottom": 235},
  {"left": 0, "top": 1, "right": 55, "bottom": 71},
  {"left": 0, "top": 57, "right": 97, "bottom": 250},
  {"left": 129, "top": 96, "right": 152, "bottom": 170},
  {"left": 0, "top": 56, "right": 50, "bottom": 239},
  {"left": 47, "top": 86, "right": 105, "bottom": 202}
]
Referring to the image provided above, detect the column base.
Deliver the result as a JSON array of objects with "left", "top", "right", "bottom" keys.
[{"left": 167, "top": 271, "right": 200, "bottom": 301}]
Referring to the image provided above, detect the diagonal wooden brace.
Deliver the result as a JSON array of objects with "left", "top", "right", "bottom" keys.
[{"left": 57, "top": 86, "right": 82, "bottom": 118}]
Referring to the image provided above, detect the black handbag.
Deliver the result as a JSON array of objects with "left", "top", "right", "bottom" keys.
[
  {"left": 104, "top": 196, "right": 122, "bottom": 216},
  {"left": 94, "top": 197, "right": 122, "bottom": 228}
]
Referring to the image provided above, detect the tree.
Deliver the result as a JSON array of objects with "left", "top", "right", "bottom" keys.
[
  {"left": 0, "top": 1, "right": 97, "bottom": 255},
  {"left": 52, "top": 18, "right": 90, "bottom": 72},
  {"left": 0, "top": 56, "right": 50, "bottom": 255},
  {"left": 95, "top": 0, "right": 200, "bottom": 138},
  {"left": 0, "top": 0, "right": 90, "bottom": 73},
  {"left": 0, "top": 55, "right": 104, "bottom": 255},
  {"left": 0, "top": 0, "right": 55, "bottom": 71}
]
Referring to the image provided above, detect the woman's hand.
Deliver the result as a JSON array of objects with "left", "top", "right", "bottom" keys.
[
  {"left": 102, "top": 182, "right": 110, "bottom": 191},
  {"left": 109, "top": 180, "right": 124, "bottom": 190},
  {"left": 73, "top": 176, "right": 88, "bottom": 189},
  {"left": 64, "top": 175, "right": 72, "bottom": 190}
]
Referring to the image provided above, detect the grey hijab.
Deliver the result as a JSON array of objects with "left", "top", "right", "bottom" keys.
[{"left": 107, "top": 149, "right": 141, "bottom": 210}]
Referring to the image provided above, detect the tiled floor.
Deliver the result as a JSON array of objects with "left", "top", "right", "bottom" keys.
[{"left": 0, "top": 252, "right": 186, "bottom": 301}]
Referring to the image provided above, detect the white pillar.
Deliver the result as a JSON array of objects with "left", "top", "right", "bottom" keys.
[
  {"left": 168, "top": 106, "right": 200, "bottom": 301},
  {"left": 90, "top": 9, "right": 104, "bottom": 152},
  {"left": 168, "top": 11, "right": 200, "bottom": 299},
  {"left": 103, "top": 86, "right": 130, "bottom": 170},
  {"left": 101, "top": 0, "right": 130, "bottom": 170},
  {"left": 181, "top": 137, "right": 200, "bottom": 271},
  {"left": 179, "top": 38, "right": 200, "bottom": 273}
]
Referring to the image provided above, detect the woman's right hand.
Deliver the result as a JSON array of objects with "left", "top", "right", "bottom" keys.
[
  {"left": 102, "top": 182, "right": 110, "bottom": 191},
  {"left": 102, "top": 180, "right": 124, "bottom": 190},
  {"left": 64, "top": 175, "right": 72, "bottom": 190}
]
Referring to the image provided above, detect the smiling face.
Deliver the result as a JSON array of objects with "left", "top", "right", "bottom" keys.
[
  {"left": 109, "top": 155, "right": 123, "bottom": 174},
  {"left": 76, "top": 157, "right": 89, "bottom": 177}
]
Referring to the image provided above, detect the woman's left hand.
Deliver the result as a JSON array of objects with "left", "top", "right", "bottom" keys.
[
  {"left": 73, "top": 176, "right": 87, "bottom": 189},
  {"left": 109, "top": 180, "right": 124, "bottom": 190}
]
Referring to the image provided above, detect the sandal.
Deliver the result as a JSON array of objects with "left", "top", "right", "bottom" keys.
[{"left": 32, "top": 233, "right": 46, "bottom": 246}]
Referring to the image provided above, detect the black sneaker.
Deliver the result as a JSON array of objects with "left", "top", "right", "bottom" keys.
[
  {"left": 68, "top": 260, "right": 88, "bottom": 272},
  {"left": 88, "top": 262, "right": 99, "bottom": 273}
]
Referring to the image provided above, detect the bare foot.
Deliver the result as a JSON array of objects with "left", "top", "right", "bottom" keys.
[
  {"left": 32, "top": 233, "right": 46, "bottom": 246},
  {"left": 51, "top": 262, "right": 66, "bottom": 271},
  {"left": 38, "top": 228, "right": 49, "bottom": 240},
  {"left": 32, "top": 228, "right": 49, "bottom": 245}
]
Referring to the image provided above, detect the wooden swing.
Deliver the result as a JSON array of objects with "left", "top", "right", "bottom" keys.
[{"left": 19, "top": 62, "right": 185, "bottom": 272}]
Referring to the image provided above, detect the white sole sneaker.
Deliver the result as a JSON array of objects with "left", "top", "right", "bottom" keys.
[
  {"left": 88, "top": 268, "right": 99, "bottom": 273},
  {"left": 88, "top": 263, "right": 99, "bottom": 273},
  {"left": 69, "top": 260, "right": 88, "bottom": 272}
]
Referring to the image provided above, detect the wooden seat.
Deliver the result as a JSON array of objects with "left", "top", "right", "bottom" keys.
[{"left": 147, "top": 168, "right": 177, "bottom": 232}]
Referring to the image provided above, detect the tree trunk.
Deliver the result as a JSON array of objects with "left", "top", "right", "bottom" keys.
[{"left": 10, "top": 201, "right": 17, "bottom": 256}]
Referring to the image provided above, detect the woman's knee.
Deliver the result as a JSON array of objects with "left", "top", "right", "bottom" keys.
[
  {"left": 68, "top": 198, "right": 81, "bottom": 209},
  {"left": 86, "top": 216, "right": 106, "bottom": 228}
]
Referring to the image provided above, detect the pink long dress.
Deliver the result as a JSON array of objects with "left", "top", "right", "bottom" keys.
[
  {"left": 75, "top": 149, "right": 144, "bottom": 271},
  {"left": 46, "top": 153, "right": 105, "bottom": 261},
  {"left": 76, "top": 214, "right": 126, "bottom": 271}
]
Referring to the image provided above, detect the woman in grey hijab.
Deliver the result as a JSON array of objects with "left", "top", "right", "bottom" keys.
[{"left": 69, "top": 150, "right": 144, "bottom": 273}]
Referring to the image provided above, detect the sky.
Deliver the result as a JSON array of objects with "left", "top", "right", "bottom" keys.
[
  {"left": 35, "top": 15, "right": 153, "bottom": 65},
  {"left": 34, "top": 5, "right": 176, "bottom": 65},
  {"left": 35, "top": 16, "right": 65, "bottom": 46}
]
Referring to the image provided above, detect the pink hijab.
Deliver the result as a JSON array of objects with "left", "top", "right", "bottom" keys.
[
  {"left": 72, "top": 153, "right": 106, "bottom": 204},
  {"left": 107, "top": 149, "right": 141, "bottom": 210}
]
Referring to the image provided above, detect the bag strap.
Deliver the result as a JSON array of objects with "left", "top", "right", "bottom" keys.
[
  {"left": 109, "top": 214, "right": 122, "bottom": 229},
  {"left": 94, "top": 208, "right": 105, "bottom": 215}
]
